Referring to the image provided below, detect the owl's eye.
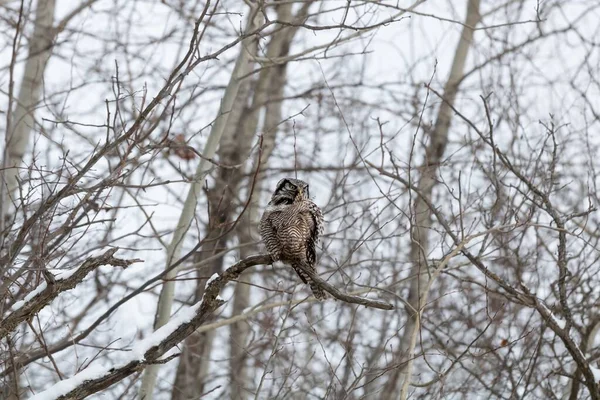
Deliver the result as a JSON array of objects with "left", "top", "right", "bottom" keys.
[{"left": 284, "top": 182, "right": 294, "bottom": 190}]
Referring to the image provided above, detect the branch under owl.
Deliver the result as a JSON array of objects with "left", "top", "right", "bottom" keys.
[
  {"left": 259, "top": 254, "right": 394, "bottom": 310},
  {"left": 25, "top": 253, "right": 393, "bottom": 399},
  {"left": 206, "top": 254, "right": 393, "bottom": 310}
]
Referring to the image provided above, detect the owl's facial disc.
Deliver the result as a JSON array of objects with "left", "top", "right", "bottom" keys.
[
  {"left": 294, "top": 183, "right": 310, "bottom": 202},
  {"left": 292, "top": 189, "right": 302, "bottom": 203}
]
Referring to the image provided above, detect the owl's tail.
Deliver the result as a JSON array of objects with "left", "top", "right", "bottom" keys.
[{"left": 292, "top": 260, "right": 327, "bottom": 300}]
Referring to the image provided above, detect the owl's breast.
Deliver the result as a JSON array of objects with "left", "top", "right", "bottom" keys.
[{"left": 275, "top": 212, "right": 312, "bottom": 259}]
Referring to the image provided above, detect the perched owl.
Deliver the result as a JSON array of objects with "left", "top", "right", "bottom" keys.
[{"left": 260, "top": 178, "right": 326, "bottom": 300}]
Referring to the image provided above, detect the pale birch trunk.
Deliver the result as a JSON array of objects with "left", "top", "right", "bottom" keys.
[
  {"left": 1, "top": 0, "right": 56, "bottom": 225},
  {"left": 382, "top": 1, "right": 481, "bottom": 399},
  {"left": 229, "top": 208, "right": 260, "bottom": 400},
  {"left": 169, "top": 31, "right": 261, "bottom": 400},
  {"left": 167, "top": 3, "right": 312, "bottom": 396},
  {"left": 138, "top": 6, "right": 263, "bottom": 399},
  {"left": 0, "top": 2, "right": 56, "bottom": 398},
  {"left": 228, "top": 4, "right": 312, "bottom": 397}
]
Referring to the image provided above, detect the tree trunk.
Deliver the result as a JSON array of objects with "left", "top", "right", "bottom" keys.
[
  {"left": 1, "top": 0, "right": 56, "bottom": 226},
  {"left": 170, "top": 112, "right": 258, "bottom": 399},
  {"left": 382, "top": 1, "right": 481, "bottom": 399},
  {"left": 138, "top": 6, "right": 263, "bottom": 399},
  {"left": 0, "top": 2, "right": 56, "bottom": 397},
  {"left": 228, "top": 3, "right": 312, "bottom": 398},
  {"left": 168, "top": 9, "right": 270, "bottom": 400},
  {"left": 170, "top": 2, "right": 311, "bottom": 396}
]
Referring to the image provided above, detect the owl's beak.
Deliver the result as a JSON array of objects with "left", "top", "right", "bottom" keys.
[{"left": 296, "top": 187, "right": 303, "bottom": 198}]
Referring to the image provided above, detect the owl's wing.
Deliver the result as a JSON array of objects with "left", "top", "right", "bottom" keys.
[
  {"left": 305, "top": 203, "right": 323, "bottom": 265},
  {"left": 311, "top": 202, "right": 324, "bottom": 240},
  {"left": 259, "top": 210, "right": 281, "bottom": 259}
]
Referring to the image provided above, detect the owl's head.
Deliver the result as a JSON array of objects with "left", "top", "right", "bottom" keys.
[{"left": 269, "top": 178, "right": 310, "bottom": 206}]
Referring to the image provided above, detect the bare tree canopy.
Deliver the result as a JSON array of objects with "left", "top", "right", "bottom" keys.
[{"left": 1, "top": 0, "right": 600, "bottom": 399}]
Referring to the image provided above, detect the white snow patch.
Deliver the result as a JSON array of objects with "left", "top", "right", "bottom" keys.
[
  {"left": 131, "top": 304, "right": 200, "bottom": 359},
  {"left": 55, "top": 268, "right": 78, "bottom": 280},
  {"left": 11, "top": 282, "right": 48, "bottom": 311},
  {"left": 591, "top": 367, "right": 600, "bottom": 382},
  {"left": 216, "top": 295, "right": 224, "bottom": 301},
  {"left": 26, "top": 302, "right": 203, "bottom": 399},
  {"left": 548, "top": 312, "right": 566, "bottom": 330},
  {"left": 206, "top": 273, "right": 219, "bottom": 286},
  {"left": 28, "top": 303, "right": 204, "bottom": 399},
  {"left": 10, "top": 268, "right": 79, "bottom": 312},
  {"left": 538, "top": 302, "right": 567, "bottom": 330},
  {"left": 28, "top": 364, "right": 107, "bottom": 400}
]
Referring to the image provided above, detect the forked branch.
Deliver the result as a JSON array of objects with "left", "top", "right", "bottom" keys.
[
  {"left": 28, "top": 254, "right": 392, "bottom": 399},
  {"left": 0, "top": 249, "right": 141, "bottom": 340}
]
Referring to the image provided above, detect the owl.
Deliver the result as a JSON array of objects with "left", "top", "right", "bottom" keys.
[{"left": 260, "top": 178, "right": 326, "bottom": 300}]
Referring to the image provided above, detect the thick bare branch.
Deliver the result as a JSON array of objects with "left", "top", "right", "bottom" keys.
[
  {"left": 28, "top": 254, "right": 391, "bottom": 399},
  {"left": 0, "top": 249, "right": 140, "bottom": 340}
]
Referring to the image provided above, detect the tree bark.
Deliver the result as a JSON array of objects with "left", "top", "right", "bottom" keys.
[
  {"left": 228, "top": 3, "right": 314, "bottom": 398},
  {"left": 0, "top": 2, "right": 56, "bottom": 397},
  {"left": 382, "top": 1, "right": 481, "bottom": 399},
  {"left": 169, "top": 73, "right": 259, "bottom": 400},
  {"left": 168, "top": 8, "right": 269, "bottom": 400},
  {"left": 1, "top": 0, "right": 56, "bottom": 225},
  {"left": 138, "top": 6, "right": 263, "bottom": 399},
  {"left": 169, "top": 3, "right": 316, "bottom": 398}
]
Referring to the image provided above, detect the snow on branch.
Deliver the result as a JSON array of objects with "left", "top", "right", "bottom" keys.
[
  {"left": 27, "top": 254, "right": 393, "bottom": 399},
  {"left": 1, "top": 249, "right": 141, "bottom": 340}
]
